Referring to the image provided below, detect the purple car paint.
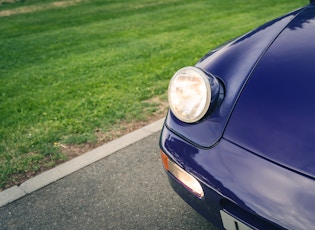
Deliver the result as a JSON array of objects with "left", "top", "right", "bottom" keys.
[{"left": 160, "top": 2, "right": 315, "bottom": 230}]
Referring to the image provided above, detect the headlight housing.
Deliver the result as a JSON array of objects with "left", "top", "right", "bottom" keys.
[{"left": 168, "top": 66, "right": 219, "bottom": 123}]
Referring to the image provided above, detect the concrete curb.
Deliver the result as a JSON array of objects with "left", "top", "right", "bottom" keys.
[{"left": 0, "top": 118, "right": 165, "bottom": 208}]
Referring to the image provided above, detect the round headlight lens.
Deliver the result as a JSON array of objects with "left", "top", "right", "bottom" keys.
[{"left": 168, "top": 67, "right": 211, "bottom": 123}]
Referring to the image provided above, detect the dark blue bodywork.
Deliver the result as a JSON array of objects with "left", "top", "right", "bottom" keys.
[{"left": 160, "top": 3, "right": 315, "bottom": 229}]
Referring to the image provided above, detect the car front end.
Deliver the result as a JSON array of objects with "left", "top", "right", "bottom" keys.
[{"left": 160, "top": 2, "right": 315, "bottom": 229}]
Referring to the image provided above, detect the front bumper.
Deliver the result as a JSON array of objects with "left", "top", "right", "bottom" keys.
[{"left": 160, "top": 125, "right": 315, "bottom": 230}]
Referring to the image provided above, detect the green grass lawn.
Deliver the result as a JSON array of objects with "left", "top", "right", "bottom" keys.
[{"left": 0, "top": 0, "right": 306, "bottom": 189}]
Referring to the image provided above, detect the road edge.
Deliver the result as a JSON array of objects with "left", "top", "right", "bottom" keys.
[{"left": 0, "top": 118, "right": 165, "bottom": 208}]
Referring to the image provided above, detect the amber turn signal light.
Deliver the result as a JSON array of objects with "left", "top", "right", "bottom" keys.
[{"left": 160, "top": 150, "right": 204, "bottom": 199}]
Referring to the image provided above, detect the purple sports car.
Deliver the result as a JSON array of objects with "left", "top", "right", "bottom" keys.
[{"left": 160, "top": 1, "right": 315, "bottom": 229}]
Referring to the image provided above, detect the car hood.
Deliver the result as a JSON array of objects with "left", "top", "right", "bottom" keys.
[
  {"left": 224, "top": 6, "right": 315, "bottom": 178},
  {"left": 166, "top": 7, "right": 303, "bottom": 148}
]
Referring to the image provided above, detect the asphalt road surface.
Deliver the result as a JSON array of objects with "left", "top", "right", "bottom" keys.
[{"left": 0, "top": 132, "right": 217, "bottom": 229}]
